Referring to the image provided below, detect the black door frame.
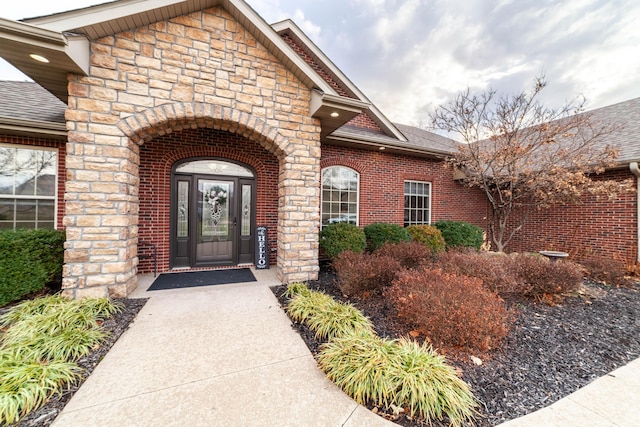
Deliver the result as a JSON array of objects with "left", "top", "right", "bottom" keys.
[{"left": 169, "top": 158, "right": 256, "bottom": 269}]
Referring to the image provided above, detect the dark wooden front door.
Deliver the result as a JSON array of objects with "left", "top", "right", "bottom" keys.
[{"left": 171, "top": 160, "right": 255, "bottom": 268}]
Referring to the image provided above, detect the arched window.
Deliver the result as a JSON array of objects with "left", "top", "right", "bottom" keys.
[{"left": 321, "top": 166, "right": 359, "bottom": 227}]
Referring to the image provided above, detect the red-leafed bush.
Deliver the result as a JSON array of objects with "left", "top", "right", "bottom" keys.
[
  {"left": 435, "top": 251, "right": 519, "bottom": 295},
  {"left": 385, "top": 268, "right": 512, "bottom": 352},
  {"left": 332, "top": 251, "right": 402, "bottom": 297},
  {"left": 510, "top": 253, "right": 584, "bottom": 297},
  {"left": 579, "top": 255, "right": 632, "bottom": 286},
  {"left": 373, "top": 241, "right": 433, "bottom": 270}
]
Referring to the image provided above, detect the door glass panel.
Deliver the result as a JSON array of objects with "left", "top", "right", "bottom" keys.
[
  {"left": 177, "top": 160, "right": 253, "bottom": 177},
  {"left": 177, "top": 181, "right": 189, "bottom": 238},
  {"left": 241, "top": 184, "right": 251, "bottom": 236},
  {"left": 197, "top": 179, "right": 234, "bottom": 263}
]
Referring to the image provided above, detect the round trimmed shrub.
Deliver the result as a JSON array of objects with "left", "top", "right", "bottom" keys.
[
  {"left": 319, "top": 223, "right": 366, "bottom": 259},
  {"left": 363, "top": 223, "right": 411, "bottom": 252},
  {"left": 434, "top": 220, "right": 483, "bottom": 250},
  {"left": 406, "top": 225, "right": 445, "bottom": 254}
]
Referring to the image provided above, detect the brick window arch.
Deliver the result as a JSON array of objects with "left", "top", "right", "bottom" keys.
[{"left": 321, "top": 166, "right": 359, "bottom": 228}]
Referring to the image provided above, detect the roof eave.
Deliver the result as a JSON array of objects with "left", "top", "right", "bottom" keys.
[
  {"left": 0, "top": 18, "right": 89, "bottom": 103},
  {"left": 0, "top": 116, "right": 67, "bottom": 140},
  {"left": 327, "top": 129, "right": 451, "bottom": 159},
  {"left": 272, "top": 19, "right": 407, "bottom": 142},
  {"left": 16, "top": 0, "right": 336, "bottom": 98}
]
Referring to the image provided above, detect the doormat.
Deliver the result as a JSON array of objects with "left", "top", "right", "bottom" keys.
[{"left": 148, "top": 268, "right": 257, "bottom": 291}]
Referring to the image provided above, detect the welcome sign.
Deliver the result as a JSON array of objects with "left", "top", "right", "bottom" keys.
[{"left": 256, "top": 226, "right": 268, "bottom": 269}]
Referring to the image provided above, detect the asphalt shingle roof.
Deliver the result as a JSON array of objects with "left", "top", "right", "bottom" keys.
[
  {"left": 0, "top": 81, "right": 66, "bottom": 123},
  {"left": 0, "top": 81, "right": 637, "bottom": 164},
  {"left": 584, "top": 97, "right": 640, "bottom": 163}
]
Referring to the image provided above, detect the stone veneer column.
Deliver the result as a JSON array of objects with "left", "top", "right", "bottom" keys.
[
  {"left": 62, "top": 126, "right": 140, "bottom": 299},
  {"left": 277, "top": 144, "right": 321, "bottom": 284}
]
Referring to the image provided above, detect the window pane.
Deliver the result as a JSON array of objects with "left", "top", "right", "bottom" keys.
[
  {"left": 404, "top": 180, "right": 431, "bottom": 226},
  {"left": 38, "top": 200, "right": 55, "bottom": 221},
  {"left": 176, "top": 160, "right": 253, "bottom": 177},
  {"left": 0, "top": 145, "right": 58, "bottom": 231},
  {"left": 0, "top": 199, "right": 13, "bottom": 222},
  {"left": 321, "top": 166, "right": 359, "bottom": 228},
  {"left": 177, "top": 181, "right": 189, "bottom": 238},
  {"left": 36, "top": 151, "right": 57, "bottom": 196},
  {"left": 16, "top": 200, "right": 36, "bottom": 221}
]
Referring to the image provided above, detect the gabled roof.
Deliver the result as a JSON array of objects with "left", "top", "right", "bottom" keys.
[
  {"left": 272, "top": 19, "right": 408, "bottom": 143},
  {"left": 1, "top": 0, "right": 369, "bottom": 127}
]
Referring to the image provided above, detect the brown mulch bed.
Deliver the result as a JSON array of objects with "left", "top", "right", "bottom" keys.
[
  {"left": 3, "top": 297, "right": 147, "bottom": 427},
  {"left": 273, "top": 267, "right": 640, "bottom": 427}
]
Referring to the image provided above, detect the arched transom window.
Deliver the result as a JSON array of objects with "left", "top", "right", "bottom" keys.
[{"left": 321, "top": 166, "right": 359, "bottom": 227}]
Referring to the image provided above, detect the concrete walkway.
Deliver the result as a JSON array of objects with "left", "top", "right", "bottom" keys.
[
  {"left": 52, "top": 269, "right": 393, "bottom": 427},
  {"left": 52, "top": 268, "right": 639, "bottom": 427}
]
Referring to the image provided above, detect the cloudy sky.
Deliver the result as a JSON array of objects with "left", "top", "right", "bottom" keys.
[{"left": 2, "top": 0, "right": 639, "bottom": 126}]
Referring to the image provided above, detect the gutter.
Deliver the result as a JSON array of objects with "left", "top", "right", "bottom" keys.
[
  {"left": 0, "top": 116, "right": 67, "bottom": 139},
  {"left": 327, "top": 131, "right": 453, "bottom": 159},
  {"left": 630, "top": 162, "right": 640, "bottom": 261}
]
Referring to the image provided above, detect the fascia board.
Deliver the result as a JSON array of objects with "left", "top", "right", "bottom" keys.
[
  {"left": 328, "top": 130, "right": 452, "bottom": 158},
  {"left": 0, "top": 116, "right": 67, "bottom": 138}
]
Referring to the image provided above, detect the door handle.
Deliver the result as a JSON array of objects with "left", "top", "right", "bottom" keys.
[{"left": 233, "top": 217, "right": 237, "bottom": 227}]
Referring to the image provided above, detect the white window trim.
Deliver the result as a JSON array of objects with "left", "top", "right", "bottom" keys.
[
  {"left": 321, "top": 166, "right": 360, "bottom": 228},
  {"left": 0, "top": 143, "right": 58, "bottom": 230},
  {"left": 404, "top": 180, "right": 432, "bottom": 226}
]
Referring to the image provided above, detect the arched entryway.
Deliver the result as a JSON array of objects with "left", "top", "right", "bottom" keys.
[{"left": 171, "top": 158, "right": 256, "bottom": 268}]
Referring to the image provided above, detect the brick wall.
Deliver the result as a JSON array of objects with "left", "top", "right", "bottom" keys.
[
  {"left": 0, "top": 135, "right": 66, "bottom": 230},
  {"left": 137, "top": 127, "right": 279, "bottom": 273},
  {"left": 506, "top": 169, "right": 638, "bottom": 263},
  {"left": 321, "top": 144, "right": 490, "bottom": 228}
]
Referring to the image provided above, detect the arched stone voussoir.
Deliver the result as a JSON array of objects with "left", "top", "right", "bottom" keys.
[{"left": 117, "top": 102, "right": 293, "bottom": 158}]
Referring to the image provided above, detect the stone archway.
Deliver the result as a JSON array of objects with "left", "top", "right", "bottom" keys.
[{"left": 118, "top": 102, "right": 320, "bottom": 286}]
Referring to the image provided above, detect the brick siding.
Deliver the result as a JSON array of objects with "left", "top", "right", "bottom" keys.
[
  {"left": 321, "top": 144, "right": 490, "bottom": 228},
  {"left": 506, "top": 169, "right": 638, "bottom": 263}
]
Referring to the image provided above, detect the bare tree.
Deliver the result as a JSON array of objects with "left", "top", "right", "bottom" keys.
[{"left": 431, "top": 76, "right": 629, "bottom": 252}]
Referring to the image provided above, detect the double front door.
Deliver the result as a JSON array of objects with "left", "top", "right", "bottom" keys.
[{"left": 171, "top": 160, "right": 255, "bottom": 268}]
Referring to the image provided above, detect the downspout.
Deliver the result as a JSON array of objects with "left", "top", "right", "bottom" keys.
[{"left": 630, "top": 162, "right": 640, "bottom": 261}]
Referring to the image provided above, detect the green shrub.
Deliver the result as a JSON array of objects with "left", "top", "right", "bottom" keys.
[
  {"left": 332, "top": 251, "right": 401, "bottom": 296},
  {"left": 0, "top": 229, "right": 65, "bottom": 306},
  {"left": 386, "top": 268, "right": 512, "bottom": 352},
  {"left": 434, "top": 221, "right": 483, "bottom": 250},
  {"left": 406, "top": 225, "right": 445, "bottom": 254},
  {"left": 319, "top": 223, "right": 366, "bottom": 259},
  {"left": 511, "top": 253, "right": 585, "bottom": 298},
  {"left": 363, "top": 223, "right": 411, "bottom": 252},
  {"left": 374, "top": 240, "right": 433, "bottom": 270}
]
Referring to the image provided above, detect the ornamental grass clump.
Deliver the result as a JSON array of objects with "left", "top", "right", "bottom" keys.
[
  {"left": 286, "top": 283, "right": 477, "bottom": 427},
  {"left": 285, "top": 283, "right": 375, "bottom": 340},
  {"left": 317, "top": 334, "right": 478, "bottom": 427},
  {"left": 0, "top": 295, "right": 122, "bottom": 424},
  {"left": 0, "top": 355, "right": 80, "bottom": 424}
]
